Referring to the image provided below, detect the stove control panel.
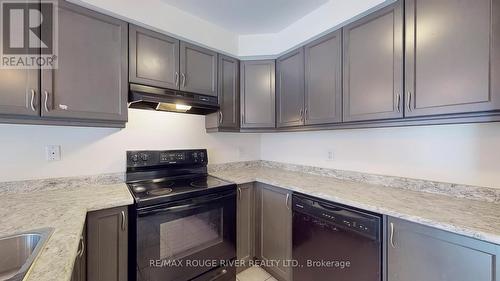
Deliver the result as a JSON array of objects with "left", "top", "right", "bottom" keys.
[{"left": 127, "top": 149, "right": 207, "bottom": 167}]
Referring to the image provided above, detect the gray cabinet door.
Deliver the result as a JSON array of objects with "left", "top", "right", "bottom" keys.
[
  {"left": 240, "top": 60, "right": 276, "bottom": 129},
  {"left": 276, "top": 48, "right": 305, "bottom": 128},
  {"left": 219, "top": 55, "right": 240, "bottom": 129},
  {"left": 180, "top": 42, "right": 218, "bottom": 96},
  {"left": 343, "top": 1, "right": 404, "bottom": 122},
  {"left": 305, "top": 30, "right": 342, "bottom": 125},
  {"left": 87, "top": 206, "right": 128, "bottom": 281},
  {"left": 0, "top": 69, "right": 40, "bottom": 117},
  {"left": 129, "top": 25, "right": 180, "bottom": 90},
  {"left": 41, "top": 1, "right": 128, "bottom": 122},
  {"left": 255, "top": 183, "right": 292, "bottom": 281},
  {"left": 405, "top": 0, "right": 500, "bottom": 117},
  {"left": 237, "top": 183, "right": 254, "bottom": 273},
  {"left": 388, "top": 217, "right": 500, "bottom": 281}
]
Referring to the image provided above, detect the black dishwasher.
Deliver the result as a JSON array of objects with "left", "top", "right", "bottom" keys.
[{"left": 292, "top": 193, "right": 382, "bottom": 281}]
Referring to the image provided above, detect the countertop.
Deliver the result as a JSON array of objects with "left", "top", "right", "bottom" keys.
[
  {"left": 211, "top": 166, "right": 500, "bottom": 245},
  {"left": 0, "top": 183, "right": 133, "bottom": 281}
]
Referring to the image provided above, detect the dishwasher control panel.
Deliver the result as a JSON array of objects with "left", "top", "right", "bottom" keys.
[{"left": 293, "top": 194, "right": 381, "bottom": 240}]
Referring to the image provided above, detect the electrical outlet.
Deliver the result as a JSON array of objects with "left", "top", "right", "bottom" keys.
[
  {"left": 46, "top": 145, "right": 61, "bottom": 161},
  {"left": 327, "top": 150, "right": 334, "bottom": 161}
]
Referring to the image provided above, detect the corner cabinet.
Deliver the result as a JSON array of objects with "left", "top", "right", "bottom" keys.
[
  {"left": 255, "top": 183, "right": 292, "bottom": 281},
  {"left": 387, "top": 217, "right": 500, "bottom": 281},
  {"left": 343, "top": 1, "right": 404, "bottom": 122},
  {"left": 405, "top": 0, "right": 500, "bottom": 117},
  {"left": 237, "top": 183, "right": 255, "bottom": 273},
  {"left": 87, "top": 206, "right": 128, "bottom": 281},
  {"left": 206, "top": 55, "right": 240, "bottom": 131},
  {"left": 304, "top": 30, "right": 343, "bottom": 125},
  {"left": 276, "top": 48, "right": 305, "bottom": 128},
  {"left": 41, "top": 1, "right": 128, "bottom": 123},
  {"left": 240, "top": 60, "right": 276, "bottom": 129}
]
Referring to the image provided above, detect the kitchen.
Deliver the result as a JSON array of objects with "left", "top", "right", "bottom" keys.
[{"left": 0, "top": 0, "right": 499, "bottom": 281}]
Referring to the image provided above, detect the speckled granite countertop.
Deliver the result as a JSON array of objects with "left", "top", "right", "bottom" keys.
[
  {"left": 210, "top": 166, "right": 500, "bottom": 245},
  {"left": 0, "top": 183, "right": 133, "bottom": 281}
]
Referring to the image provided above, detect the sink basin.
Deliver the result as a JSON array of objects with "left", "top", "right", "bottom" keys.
[{"left": 0, "top": 228, "right": 54, "bottom": 281}]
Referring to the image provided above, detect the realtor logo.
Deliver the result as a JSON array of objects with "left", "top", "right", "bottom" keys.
[{"left": 1, "top": 0, "right": 58, "bottom": 69}]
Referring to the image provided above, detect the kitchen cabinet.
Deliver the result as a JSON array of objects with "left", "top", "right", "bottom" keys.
[
  {"left": 276, "top": 48, "right": 305, "bottom": 128},
  {"left": 343, "top": 1, "right": 404, "bottom": 122},
  {"left": 0, "top": 69, "right": 40, "bottom": 118},
  {"left": 387, "top": 217, "right": 500, "bottom": 281},
  {"left": 180, "top": 42, "right": 218, "bottom": 96},
  {"left": 240, "top": 60, "right": 276, "bottom": 129},
  {"left": 206, "top": 55, "right": 240, "bottom": 131},
  {"left": 87, "top": 206, "right": 128, "bottom": 281},
  {"left": 237, "top": 183, "right": 255, "bottom": 273},
  {"left": 41, "top": 1, "right": 128, "bottom": 123},
  {"left": 405, "top": 0, "right": 500, "bottom": 117},
  {"left": 255, "top": 183, "right": 292, "bottom": 281},
  {"left": 129, "top": 25, "right": 180, "bottom": 90},
  {"left": 71, "top": 226, "right": 87, "bottom": 281},
  {"left": 304, "top": 30, "right": 342, "bottom": 125}
]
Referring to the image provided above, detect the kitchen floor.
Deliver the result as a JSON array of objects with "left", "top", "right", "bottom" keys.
[{"left": 236, "top": 266, "right": 277, "bottom": 281}]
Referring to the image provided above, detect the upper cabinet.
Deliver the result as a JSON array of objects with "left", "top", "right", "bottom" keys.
[
  {"left": 405, "top": 0, "right": 500, "bottom": 117},
  {"left": 343, "top": 1, "right": 404, "bottom": 122},
  {"left": 240, "top": 60, "right": 276, "bottom": 129},
  {"left": 129, "top": 25, "right": 180, "bottom": 90},
  {"left": 206, "top": 55, "right": 240, "bottom": 131},
  {"left": 0, "top": 69, "right": 40, "bottom": 118},
  {"left": 180, "top": 42, "right": 218, "bottom": 96},
  {"left": 304, "top": 31, "right": 343, "bottom": 125},
  {"left": 41, "top": 1, "right": 128, "bottom": 123},
  {"left": 276, "top": 48, "right": 305, "bottom": 128}
]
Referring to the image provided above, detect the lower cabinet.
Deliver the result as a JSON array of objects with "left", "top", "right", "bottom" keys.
[
  {"left": 254, "top": 183, "right": 292, "bottom": 281},
  {"left": 387, "top": 217, "right": 500, "bottom": 281},
  {"left": 71, "top": 225, "right": 87, "bottom": 281},
  {"left": 237, "top": 183, "right": 255, "bottom": 273},
  {"left": 87, "top": 206, "right": 128, "bottom": 281}
]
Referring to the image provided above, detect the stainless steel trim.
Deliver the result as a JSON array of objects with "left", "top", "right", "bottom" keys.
[
  {"left": 286, "top": 193, "right": 291, "bottom": 210},
  {"left": 208, "top": 269, "right": 228, "bottom": 281},
  {"left": 121, "top": 211, "right": 126, "bottom": 231},
  {"left": 174, "top": 72, "right": 179, "bottom": 87},
  {"left": 390, "top": 222, "right": 396, "bottom": 248},
  {"left": 181, "top": 73, "right": 186, "bottom": 87},
  {"left": 43, "top": 91, "right": 49, "bottom": 112},
  {"left": 30, "top": 89, "right": 36, "bottom": 112}
]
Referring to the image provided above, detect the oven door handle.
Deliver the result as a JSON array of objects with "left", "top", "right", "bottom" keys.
[{"left": 138, "top": 191, "right": 235, "bottom": 216}]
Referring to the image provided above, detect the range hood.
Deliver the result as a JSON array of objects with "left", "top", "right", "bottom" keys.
[{"left": 128, "top": 84, "right": 219, "bottom": 115}]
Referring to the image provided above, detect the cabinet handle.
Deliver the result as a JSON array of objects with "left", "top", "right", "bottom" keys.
[
  {"left": 121, "top": 211, "right": 126, "bottom": 231},
  {"left": 285, "top": 193, "right": 291, "bottom": 210},
  {"left": 30, "top": 89, "right": 36, "bottom": 112},
  {"left": 76, "top": 235, "right": 84, "bottom": 258},
  {"left": 396, "top": 93, "right": 401, "bottom": 113},
  {"left": 407, "top": 91, "right": 412, "bottom": 112},
  {"left": 174, "top": 72, "right": 179, "bottom": 86},
  {"left": 304, "top": 107, "right": 308, "bottom": 120},
  {"left": 237, "top": 187, "right": 242, "bottom": 200},
  {"left": 43, "top": 91, "right": 50, "bottom": 112},
  {"left": 219, "top": 111, "right": 223, "bottom": 124},
  {"left": 181, "top": 73, "right": 186, "bottom": 87},
  {"left": 390, "top": 222, "right": 396, "bottom": 248},
  {"left": 299, "top": 109, "right": 303, "bottom": 121}
]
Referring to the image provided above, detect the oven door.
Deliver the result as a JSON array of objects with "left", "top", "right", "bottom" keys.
[{"left": 135, "top": 189, "right": 236, "bottom": 281}]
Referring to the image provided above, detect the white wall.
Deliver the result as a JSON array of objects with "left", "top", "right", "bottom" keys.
[
  {"left": 69, "top": 0, "right": 239, "bottom": 55},
  {"left": 260, "top": 123, "right": 500, "bottom": 189},
  {"left": 0, "top": 109, "right": 260, "bottom": 182}
]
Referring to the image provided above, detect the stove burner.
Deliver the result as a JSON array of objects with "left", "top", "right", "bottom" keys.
[
  {"left": 190, "top": 178, "right": 224, "bottom": 188},
  {"left": 147, "top": 188, "right": 173, "bottom": 196}
]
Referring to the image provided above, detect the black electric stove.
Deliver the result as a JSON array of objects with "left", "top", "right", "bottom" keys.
[{"left": 126, "top": 149, "right": 237, "bottom": 281}]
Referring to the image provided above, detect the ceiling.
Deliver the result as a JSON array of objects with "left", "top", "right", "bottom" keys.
[{"left": 160, "top": 0, "right": 329, "bottom": 34}]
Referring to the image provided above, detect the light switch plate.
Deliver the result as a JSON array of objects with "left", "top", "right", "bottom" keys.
[{"left": 46, "top": 145, "right": 61, "bottom": 161}]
